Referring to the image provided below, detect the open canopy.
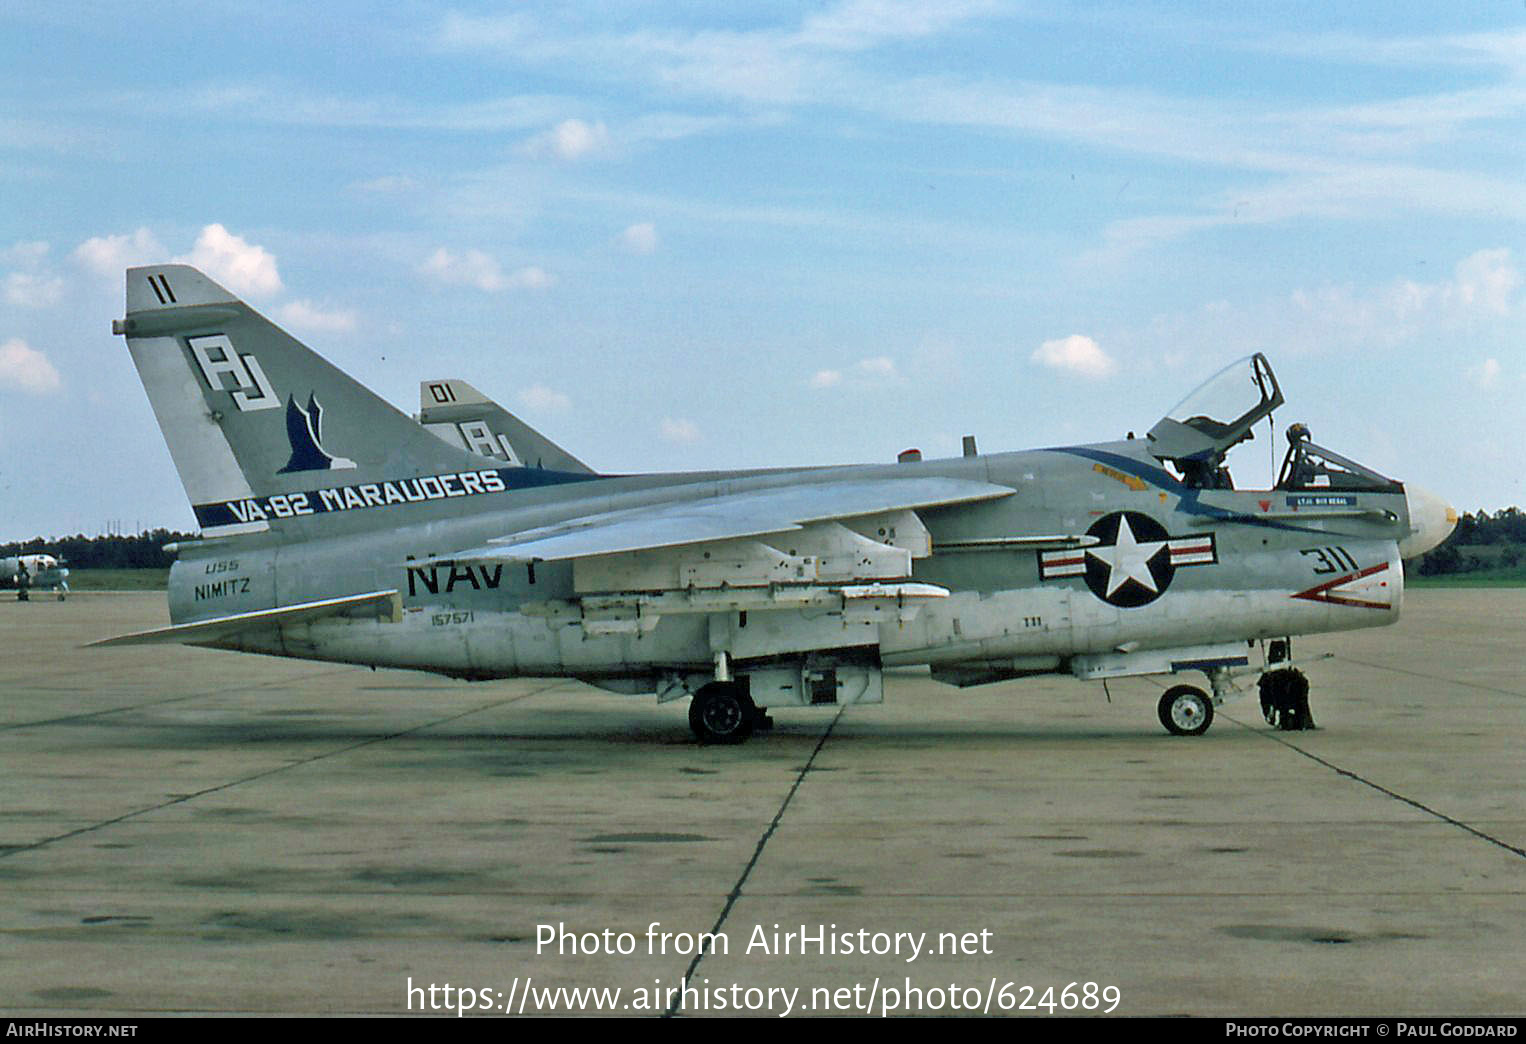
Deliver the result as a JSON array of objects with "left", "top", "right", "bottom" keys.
[{"left": 1146, "top": 354, "right": 1284, "bottom": 480}]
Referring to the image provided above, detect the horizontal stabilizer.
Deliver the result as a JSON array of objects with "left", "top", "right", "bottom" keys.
[{"left": 89, "top": 589, "right": 401, "bottom": 648}]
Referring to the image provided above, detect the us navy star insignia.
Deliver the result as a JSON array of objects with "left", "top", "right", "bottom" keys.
[
  {"left": 1038, "top": 511, "right": 1217, "bottom": 607},
  {"left": 1095, "top": 513, "right": 1168, "bottom": 597}
]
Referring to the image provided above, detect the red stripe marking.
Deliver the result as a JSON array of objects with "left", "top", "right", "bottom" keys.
[{"left": 1291, "top": 562, "right": 1393, "bottom": 610}]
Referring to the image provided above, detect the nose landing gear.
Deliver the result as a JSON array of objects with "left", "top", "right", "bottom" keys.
[
  {"left": 1158, "top": 685, "right": 1215, "bottom": 736},
  {"left": 1155, "top": 642, "right": 1316, "bottom": 736},
  {"left": 1259, "top": 667, "right": 1314, "bottom": 730}
]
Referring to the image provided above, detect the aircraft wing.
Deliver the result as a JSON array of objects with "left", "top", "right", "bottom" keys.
[{"left": 455, "top": 476, "right": 1014, "bottom": 563}]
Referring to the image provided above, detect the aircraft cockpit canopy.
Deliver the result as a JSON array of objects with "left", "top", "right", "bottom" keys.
[
  {"left": 1147, "top": 353, "right": 1284, "bottom": 486},
  {"left": 1276, "top": 426, "right": 1403, "bottom": 494}
]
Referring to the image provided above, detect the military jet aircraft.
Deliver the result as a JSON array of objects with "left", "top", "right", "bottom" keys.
[
  {"left": 3, "top": 553, "right": 69, "bottom": 600},
  {"left": 96, "top": 265, "right": 1456, "bottom": 742}
]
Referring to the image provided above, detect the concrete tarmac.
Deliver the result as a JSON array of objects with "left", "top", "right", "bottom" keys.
[{"left": 1, "top": 590, "right": 1521, "bottom": 1017}]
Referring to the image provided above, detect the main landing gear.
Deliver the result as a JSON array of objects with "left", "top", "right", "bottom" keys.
[{"left": 688, "top": 682, "right": 770, "bottom": 745}]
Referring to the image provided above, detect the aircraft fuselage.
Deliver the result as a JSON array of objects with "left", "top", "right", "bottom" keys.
[{"left": 168, "top": 437, "right": 1405, "bottom": 696}]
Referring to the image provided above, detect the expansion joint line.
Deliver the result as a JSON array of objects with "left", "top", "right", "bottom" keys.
[
  {"left": 665, "top": 708, "right": 845, "bottom": 1018},
  {"left": 0, "top": 667, "right": 349, "bottom": 733},
  {"left": 1147, "top": 677, "right": 1513, "bottom": 854},
  {"left": 1148, "top": 673, "right": 1524, "bottom": 859},
  {"left": 1250, "top": 723, "right": 1526, "bottom": 861},
  {"left": 1330, "top": 654, "right": 1526, "bottom": 700},
  {"left": 0, "top": 686, "right": 562, "bottom": 861}
]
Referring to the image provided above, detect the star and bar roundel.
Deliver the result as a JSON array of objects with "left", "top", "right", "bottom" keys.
[{"left": 1039, "top": 511, "right": 1217, "bottom": 608}]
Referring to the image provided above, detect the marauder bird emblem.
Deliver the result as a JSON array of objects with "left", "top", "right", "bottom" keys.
[{"left": 279, "top": 392, "right": 356, "bottom": 473}]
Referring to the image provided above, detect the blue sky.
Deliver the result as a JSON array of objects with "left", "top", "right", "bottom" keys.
[{"left": 2, "top": 2, "right": 1523, "bottom": 540}]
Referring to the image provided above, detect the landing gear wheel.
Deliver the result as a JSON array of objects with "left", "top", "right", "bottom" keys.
[
  {"left": 1259, "top": 668, "right": 1314, "bottom": 731},
  {"left": 688, "top": 683, "right": 755, "bottom": 745},
  {"left": 1158, "top": 685, "right": 1214, "bottom": 736}
]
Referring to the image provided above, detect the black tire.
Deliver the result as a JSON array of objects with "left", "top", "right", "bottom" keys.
[
  {"left": 1259, "top": 668, "right": 1313, "bottom": 731},
  {"left": 1158, "top": 685, "right": 1214, "bottom": 736},
  {"left": 689, "top": 683, "right": 755, "bottom": 744},
  {"left": 1258, "top": 671, "right": 1280, "bottom": 725}
]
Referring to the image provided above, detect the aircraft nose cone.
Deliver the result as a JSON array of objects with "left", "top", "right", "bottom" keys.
[{"left": 1399, "top": 484, "right": 1458, "bottom": 559}]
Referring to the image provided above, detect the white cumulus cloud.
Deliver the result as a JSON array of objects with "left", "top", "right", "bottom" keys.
[
  {"left": 1032, "top": 334, "right": 1116, "bottom": 378},
  {"left": 1466, "top": 357, "right": 1502, "bottom": 389},
  {"left": 1, "top": 241, "right": 50, "bottom": 266},
  {"left": 2, "top": 241, "right": 64, "bottom": 308},
  {"left": 525, "top": 118, "right": 612, "bottom": 161},
  {"left": 808, "top": 356, "right": 902, "bottom": 389},
  {"left": 3, "top": 270, "right": 64, "bottom": 308},
  {"left": 506, "top": 265, "right": 554, "bottom": 290},
  {"left": 661, "top": 417, "right": 701, "bottom": 444},
  {"left": 519, "top": 384, "right": 571, "bottom": 413},
  {"left": 72, "top": 228, "right": 169, "bottom": 277},
  {"left": 0, "top": 338, "right": 62, "bottom": 395},
  {"left": 856, "top": 356, "right": 898, "bottom": 379},
  {"left": 275, "top": 300, "right": 358, "bottom": 335},
  {"left": 421, "top": 248, "right": 553, "bottom": 292},
  {"left": 1449, "top": 247, "right": 1519, "bottom": 315},
  {"left": 621, "top": 222, "right": 659, "bottom": 255},
  {"left": 177, "top": 224, "right": 283, "bottom": 297}
]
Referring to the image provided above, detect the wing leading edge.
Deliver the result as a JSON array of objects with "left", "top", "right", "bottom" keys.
[{"left": 454, "top": 476, "right": 1014, "bottom": 564}]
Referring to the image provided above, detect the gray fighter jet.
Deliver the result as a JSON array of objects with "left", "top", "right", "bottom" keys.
[{"left": 97, "top": 265, "right": 1456, "bottom": 742}]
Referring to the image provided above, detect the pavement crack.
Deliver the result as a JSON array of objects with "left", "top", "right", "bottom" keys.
[{"left": 664, "top": 708, "right": 844, "bottom": 1018}]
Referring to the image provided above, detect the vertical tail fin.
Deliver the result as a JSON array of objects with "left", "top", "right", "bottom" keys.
[
  {"left": 418, "top": 378, "right": 595, "bottom": 475},
  {"left": 116, "top": 265, "right": 500, "bottom": 537}
]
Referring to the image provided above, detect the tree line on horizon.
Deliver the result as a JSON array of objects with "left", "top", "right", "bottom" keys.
[
  {"left": 1414, "top": 506, "right": 1526, "bottom": 576},
  {"left": 1, "top": 529, "right": 197, "bottom": 570}
]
